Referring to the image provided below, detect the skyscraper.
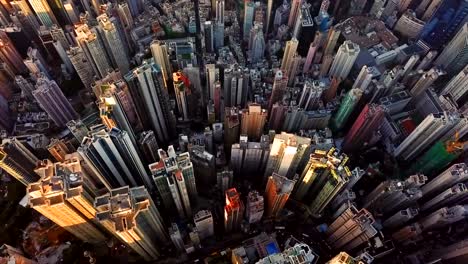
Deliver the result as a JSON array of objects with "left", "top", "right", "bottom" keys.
[
  {"left": 75, "top": 24, "right": 112, "bottom": 78},
  {"left": 97, "top": 14, "right": 130, "bottom": 74},
  {"left": 231, "top": 135, "right": 270, "bottom": 176},
  {"left": 441, "top": 64, "right": 468, "bottom": 102},
  {"left": 268, "top": 70, "right": 288, "bottom": 112},
  {"left": 33, "top": 76, "right": 79, "bottom": 127},
  {"left": 78, "top": 127, "right": 154, "bottom": 191},
  {"left": 47, "top": 138, "right": 72, "bottom": 162},
  {"left": 342, "top": 104, "right": 385, "bottom": 152},
  {"left": 410, "top": 67, "right": 445, "bottom": 97},
  {"left": 29, "top": 160, "right": 108, "bottom": 244},
  {"left": 246, "top": 190, "right": 264, "bottom": 224},
  {"left": 352, "top": 65, "right": 374, "bottom": 91},
  {"left": 125, "top": 60, "right": 174, "bottom": 143},
  {"left": 249, "top": 23, "right": 265, "bottom": 63},
  {"left": 28, "top": 0, "right": 58, "bottom": 27},
  {"left": 0, "top": 31, "right": 27, "bottom": 74},
  {"left": 95, "top": 186, "right": 168, "bottom": 261},
  {"left": 150, "top": 40, "right": 172, "bottom": 84},
  {"left": 421, "top": 163, "right": 468, "bottom": 198},
  {"left": 224, "top": 188, "right": 244, "bottom": 232},
  {"left": 240, "top": 104, "right": 267, "bottom": 140},
  {"left": 0, "top": 138, "right": 39, "bottom": 186},
  {"left": 280, "top": 38, "right": 299, "bottom": 77},
  {"left": 67, "top": 46, "right": 95, "bottom": 89},
  {"left": 243, "top": 1, "right": 255, "bottom": 41},
  {"left": 138, "top": 130, "right": 159, "bottom": 163},
  {"left": 329, "top": 40, "right": 360, "bottom": 80},
  {"left": 223, "top": 64, "right": 249, "bottom": 107},
  {"left": 264, "top": 173, "right": 296, "bottom": 218},
  {"left": 66, "top": 119, "right": 89, "bottom": 143},
  {"left": 194, "top": 210, "right": 214, "bottom": 239},
  {"left": 288, "top": 0, "right": 300, "bottom": 28},
  {"left": 173, "top": 71, "right": 190, "bottom": 120},
  {"left": 331, "top": 88, "right": 363, "bottom": 131},
  {"left": 434, "top": 23, "right": 468, "bottom": 75}
]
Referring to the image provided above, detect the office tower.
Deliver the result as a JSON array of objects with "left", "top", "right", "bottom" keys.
[
  {"left": 244, "top": 1, "right": 255, "bottom": 41},
  {"left": 223, "top": 64, "right": 249, "bottom": 107},
  {"left": 246, "top": 190, "right": 264, "bottom": 224},
  {"left": 268, "top": 70, "right": 288, "bottom": 112},
  {"left": 410, "top": 67, "right": 445, "bottom": 97},
  {"left": 249, "top": 23, "right": 265, "bottom": 63},
  {"left": 33, "top": 76, "right": 79, "bottom": 127},
  {"left": 67, "top": 46, "right": 94, "bottom": 89},
  {"left": 288, "top": 0, "right": 300, "bottom": 28},
  {"left": 329, "top": 41, "right": 360, "bottom": 80},
  {"left": 394, "top": 112, "right": 458, "bottom": 161},
  {"left": 27, "top": 0, "right": 58, "bottom": 27},
  {"left": 204, "top": 21, "right": 214, "bottom": 53},
  {"left": 298, "top": 80, "right": 327, "bottom": 110},
  {"left": 324, "top": 27, "right": 341, "bottom": 56},
  {"left": 173, "top": 71, "right": 190, "bottom": 120},
  {"left": 125, "top": 60, "right": 174, "bottom": 143},
  {"left": 75, "top": 24, "right": 111, "bottom": 78},
  {"left": 264, "top": 132, "right": 311, "bottom": 180},
  {"left": 441, "top": 65, "right": 468, "bottom": 102},
  {"left": 194, "top": 210, "right": 214, "bottom": 240},
  {"left": 28, "top": 161, "right": 108, "bottom": 244},
  {"left": 331, "top": 88, "right": 363, "bottom": 131},
  {"left": 97, "top": 14, "right": 130, "bottom": 74},
  {"left": 0, "top": 32, "right": 27, "bottom": 74},
  {"left": 280, "top": 38, "right": 299, "bottom": 76},
  {"left": 0, "top": 139, "right": 39, "bottom": 186},
  {"left": 139, "top": 130, "right": 159, "bottom": 164},
  {"left": 294, "top": 148, "right": 349, "bottom": 202},
  {"left": 394, "top": 10, "right": 425, "bottom": 39},
  {"left": 78, "top": 127, "right": 154, "bottom": 191},
  {"left": 67, "top": 119, "right": 89, "bottom": 143},
  {"left": 342, "top": 104, "right": 385, "bottom": 152},
  {"left": 265, "top": 173, "right": 296, "bottom": 218},
  {"left": 421, "top": 163, "right": 468, "bottom": 198},
  {"left": 231, "top": 135, "right": 270, "bottom": 175},
  {"left": 419, "top": 205, "right": 468, "bottom": 231},
  {"left": 303, "top": 42, "right": 317, "bottom": 73},
  {"left": 383, "top": 208, "right": 419, "bottom": 229},
  {"left": 169, "top": 223, "right": 185, "bottom": 252},
  {"left": 95, "top": 186, "right": 167, "bottom": 261},
  {"left": 326, "top": 205, "right": 378, "bottom": 251},
  {"left": 240, "top": 104, "right": 267, "bottom": 140},
  {"left": 353, "top": 65, "right": 375, "bottom": 91},
  {"left": 150, "top": 40, "right": 172, "bottom": 84},
  {"left": 420, "top": 183, "right": 467, "bottom": 212},
  {"left": 224, "top": 107, "right": 240, "bottom": 150},
  {"left": 47, "top": 138, "right": 72, "bottom": 162},
  {"left": 435, "top": 23, "right": 468, "bottom": 75},
  {"left": 217, "top": 169, "right": 233, "bottom": 195},
  {"left": 224, "top": 188, "right": 244, "bottom": 232}
]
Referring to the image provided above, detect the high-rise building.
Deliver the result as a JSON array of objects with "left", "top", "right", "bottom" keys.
[
  {"left": 231, "top": 135, "right": 270, "bottom": 176},
  {"left": 348, "top": 0, "right": 367, "bottom": 16},
  {"left": 75, "top": 24, "right": 111, "bottom": 78},
  {"left": 204, "top": 21, "right": 214, "bottom": 53},
  {"left": 298, "top": 79, "right": 327, "bottom": 110},
  {"left": 67, "top": 119, "right": 89, "bottom": 143},
  {"left": 78, "top": 127, "right": 154, "bottom": 191},
  {"left": 264, "top": 173, "right": 296, "bottom": 218},
  {"left": 243, "top": 1, "right": 255, "bottom": 41},
  {"left": 434, "top": 23, "right": 468, "bottom": 75},
  {"left": 331, "top": 88, "right": 363, "bottom": 131},
  {"left": 125, "top": 60, "right": 175, "bottom": 143},
  {"left": 273, "top": 0, "right": 290, "bottom": 30},
  {"left": 173, "top": 71, "right": 190, "bottom": 120},
  {"left": 394, "top": 112, "right": 459, "bottom": 161},
  {"left": 223, "top": 64, "right": 249, "bottom": 108},
  {"left": 217, "top": 169, "right": 233, "bottom": 195},
  {"left": 224, "top": 188, "right": 244, "bottom": 232},
  {"left": 410, "top": 67, "right": 445, "bottom": 97},
  {"left": 394, "top": 10, "right": 426, "bottom": 39},
  {"left": 29, "top": 160, "right": 108, "bottom": 244},
  {"left": 14, "top": 75, "right": 35, "bottom": 100},
  {"left": 240, "top": 104, "right": 267, "bottom": 140},
  {"left": 0, "top": 139, "right": 39, "bottom": 186},
  {"left": 441, "top": 65, "right": 468, "bottom": 102},
  {"left": 280, "top": 38, "right": 299, "bottom": 77},
  {"left": 249, "top": 23, "right": 265, "bottom": 63},
  {"left": 33, "top": 76, "right": 79, "bottom": 127},
  {"left": 47, "top": 138, "right": 72, "bottom": 162},
  {"left": 420, "top": 183, "right": 467, "bottom": 212},
  {"left": 97, "top": 14, "right": 130, "bottom": 74},
  {"left": 95, "top": 186, "right": 168, "bottom": 261},
  {"left": 323, "top": 27, "right": 341, "bottom": 56},
  {"left": 150, "top": 40, "right": 172, "bottom": 84},
  {"left": 138, "top": 130, "right": 159, "bottom": 164},
  {"left": 27, "top": 0, "right": 58, "bottom": 27},
  {"left": 224, "top": 107, "right": 240, "bottom": 150},
  {"left": 342, "top": 104, "right": 385, "bottom": 152},
  {"left": 288, "top": 0, "right": 300, "bottom": 28},
  {"left": 329, "top": 40, "right": 360, "bottom": 80},
  {"left": 194, "top": 210, "right": 214, "bottom": 239},
  {"left": 67, "top": 46, "right": 95, "bottom": 89},
  {"left": 246, "top": 190, "right": 264, "bottom": 224},
  {"left": 421, "top": 163, "right": 468, "bottom": 198},
  {"left": 268, "top": 70, "right": 288, "bottom": 112},
  {"left": 352, "top": 65, "right": 375, "bottom": 91},
  {"left": 169, "top": 223, "right": 185, "bottom": 252},
  {"left": 303, "top": 42, "right": 318, "bottom": 73},
  {"left": 264, "top": 132, "right": 311, "bottom": 180},
  {"left": 206, "top": 64, "right": 219, "bottom": 101},
  {"left": 326, "top": 252, "right": 364, "bottom": 264},
  {"left": 0, "top": 31, "right": 27, "bottom": 74}
]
